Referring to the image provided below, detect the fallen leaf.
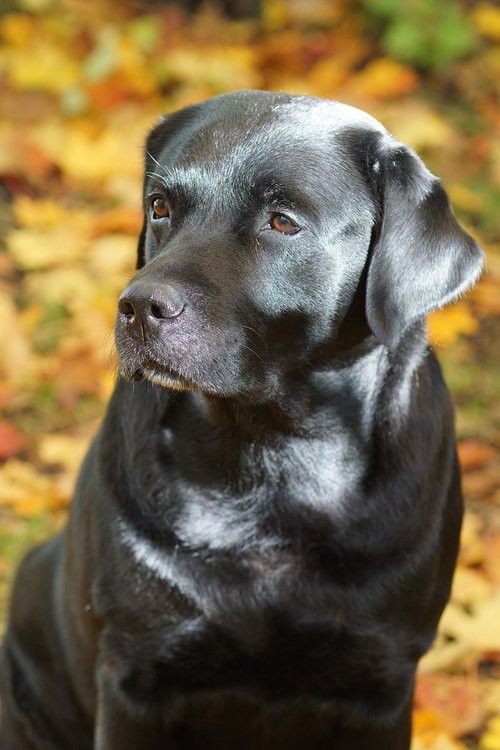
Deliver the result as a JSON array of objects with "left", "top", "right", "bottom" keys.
[
  {"left": 472, "top": 3, "right": 500, "bottom": 41},
  {"left": 415, "top": 674, "right": 484, "bottom": 738},
  {"left": 13, "top": 196, "right": 66, "bottom": 228},
  {"left": 347, "top": 57, "right": 419, "bottom": 100},
  {"left": 471, "top": 279, "right": 500, "bottom": 316},
  {"left": 418, "top": 633, "right": 476, "bottom": 674},
  {"left": 0, "top": 422, "right": 27, "bottom": 461},
  {"left": 162, "top": 46, "right": 259, "bottom": 91},
  {"left": 451, "top": 566, "right": 493, "bottom": 608},
  {"left": 87, "top": 234, "right": 136, "bottom": 277},
  {"left": 428, "top": 303, "right": 479, "bottom": 347},
  {"left": 0, "top": 292, "right": 34, "bottom": 383},
  {"left": 23, "top": 268, "right": 96, "bottom": 309},
  {"left": 37, "top": 434, "right": 89, "bottom": 473},
  {"left": 7, "top": 226, "right": 89, "bottom": 270},
  {"left": 480, "top": 716, "right": 500, "bottom": 750},
  {"left": 458, "top": 440, "right": 496, "bottom": 472},
  {"left": 378, "top": 102, "right": 456, "bottom": 152},
  {"left": 459, "top": 512, "right": 486, "bottom": 567},
  {"left": 0, "top": 459, "right": 63, "bottom": 516}
]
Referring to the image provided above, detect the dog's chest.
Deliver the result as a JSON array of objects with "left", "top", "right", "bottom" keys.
[
  {"left": 92, "top": 413, "right": 403, "bottom": 704},
  {"left": 96, "top": 512, "right": 411, "bottom": 711},
  {"left": 106, "top": 427, "right": 369, "bottom": 629}
]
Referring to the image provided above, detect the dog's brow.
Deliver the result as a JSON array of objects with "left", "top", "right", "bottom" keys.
[
  {"left": 263, "top": 185, "right": 297, "bottom": 206},
  {"left": 145, "top": 168, "right": 194, "bottom": 205}
]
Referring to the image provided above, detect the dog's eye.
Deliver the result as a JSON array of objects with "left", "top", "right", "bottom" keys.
[
  {"left": 150, "top": 195, "right": 170, "bottom": 221},
  {"left": 270, "top": 213, "right": 300, "bottom": 236}
]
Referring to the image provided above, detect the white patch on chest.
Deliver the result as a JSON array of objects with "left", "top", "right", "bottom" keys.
[
  {"left": 119, "top": 519, "right": 181, "bottom": 584},
  {"left": 174, "top": 499, "right": 257, "bottom": 551}
]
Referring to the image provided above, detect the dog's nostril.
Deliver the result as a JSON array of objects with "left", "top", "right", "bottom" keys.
[
  {"left": 148, "top": 291, "right": 184, "bottom": 320},
  {"left": 118, "top": 283, "right": 184, "bottom": 326},
  {"left": 118, "top": 299, "right": 135, "bottom": 321},
  {"left": 151, "top": 303, "right": 163, "bottom": 320}
]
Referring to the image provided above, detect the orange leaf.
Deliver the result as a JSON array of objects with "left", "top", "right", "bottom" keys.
[
  {"left": 347, "top": 58, "right": 419, "bottom": 101},
  {"left": 415, "top": 675, "right": 484, "bottom": 738},
  {"left": 0, "top": 422, "right": 27, "bottom": 461},
  {"left": 458, "top": 440, "right": 496, "bottom": 471}
]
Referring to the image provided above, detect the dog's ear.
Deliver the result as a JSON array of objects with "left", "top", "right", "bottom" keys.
[{"left": 365, "top": 138, "right": 484, "bottom": 348}]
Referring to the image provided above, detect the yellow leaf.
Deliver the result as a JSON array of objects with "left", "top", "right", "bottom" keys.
[
  {"left": 0, "top": 14, "right": 34, "bottom": 47},
  {"left": 115, "top": 37, "right": 157, "bottom": 97},
  {"left": 6, "top": 44, "right": 79, "bottom": 92},
  {"left": 471, "top": 279, "right": 500, "bottom": 316},
  {"left": 0, "top": 292, "right": 34, "bottom": 383},
  {"left": 439, "top": 595, "right": 500, "bottom": 652},
  {"left": 70, "top": 301, "right": 117, "bottom": 365},
  {"left": 460, "top": 592, "right": 500, "bottom": 651},
  {"left": 380, "top": 102, "right": 455, "bottom": 152},
  {"left": 30, "top": 118, "right": 67, "bottom": 163},
  {"left": 38, "top": 434, "right": 89, "bottom": 473},
  {"left": 24, "top": 268, "right": 96, "bottom": 308},
  {"left": 13, "top": 196, "right": 66, "bottom": 228},
  {"left": 0, "top": 459, "right": 61, "bottom": 517},
  {"left": 412, "top": 732, "right": 468, "bottom": 749},
  {"left": 428, "top": 302, "right": 479, "bottom": 347},
  {"left": 7, "top": 226, "right": 88, "bottom": 270},
  {"left": 459, "top": 512, "right": 485, "bottom": 567},
  {"left": 472, "top": 3, "right": 500, "bottom": 41},
  {"left": 447, "top": 184, "right": 484, "bottom": 216},
  {"left": 451, "top": 566, "right": 492, "bottom": 608},
  {"left": 484, "top": 682, "right": 500, "bottom": 714},
  {"left": 481, "top": 717, "right": 500, "bottom": 750},
  {"left": 418, "top": 634, "right": 475, "bottom": 674},
  {"left": 59, "top": 126, "right": 128, "bottom": 182},
  {"left": 347, "top": 58, "right": 419, "bottom": 101},
  {"left": 87, "top": 235, "right": 136, "bottom": 278},
  {"left": 52, "top": 118, "right": 146, "bottom": 182},
  {"left": 413, "top": 707, "right": 446, "bottom": 737},
  {"left": 19, "top": 0, "right": 54, "bottom": 11},
  {"left": 92, "top": 207, "right": 143, "bottom": 238},
  {"left": 164, "top": 46, "right": 259, "bottom": 91}
]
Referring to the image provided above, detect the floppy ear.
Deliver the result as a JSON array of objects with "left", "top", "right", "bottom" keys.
[{"left": 365, "top": 139, "right": 484, "bottom": 348}]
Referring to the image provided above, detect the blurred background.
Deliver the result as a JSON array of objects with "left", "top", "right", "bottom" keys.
[{"left": 0, "top": 0, "right": 499, "bottom": 747}]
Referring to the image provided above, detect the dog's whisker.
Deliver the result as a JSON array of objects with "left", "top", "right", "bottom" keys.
[{"left": 146, "top": 149, "right": 169, "bottom": 177}]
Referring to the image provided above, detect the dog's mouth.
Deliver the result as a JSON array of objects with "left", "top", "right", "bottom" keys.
[{"left": 126, "top": 364, "right": 195, "bottom": 392}]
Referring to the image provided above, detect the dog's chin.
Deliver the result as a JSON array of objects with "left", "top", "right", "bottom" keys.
[
  {"left": 122, "top": 364, "right": 195, "bottom": 392},
  {"left": 142, "top": 367, "right": 195, "bottom": 392}
]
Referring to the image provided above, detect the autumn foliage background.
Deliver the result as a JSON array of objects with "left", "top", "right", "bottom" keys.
[{"left": 0, "top": 0, "right": 499, "bottom": 747}]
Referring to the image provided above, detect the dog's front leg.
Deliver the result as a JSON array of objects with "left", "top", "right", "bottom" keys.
[{"left": 94, "top": 658, "right": 179, "bottom": 750}]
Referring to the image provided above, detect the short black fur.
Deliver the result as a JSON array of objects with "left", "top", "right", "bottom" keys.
[{"left": 0, "top": 90, "right": 484, "bottom": 749}]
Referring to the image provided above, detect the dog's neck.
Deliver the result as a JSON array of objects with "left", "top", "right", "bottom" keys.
[
  {"left": 200, "top": 337, "right": 387, "bottom": 439},
  {"left": 112, "top": 327, "right": 428, "bottom": 446}
]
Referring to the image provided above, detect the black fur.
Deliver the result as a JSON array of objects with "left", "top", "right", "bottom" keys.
[{"left": 0, "top": 90, "right": 484, "bottom": 749}]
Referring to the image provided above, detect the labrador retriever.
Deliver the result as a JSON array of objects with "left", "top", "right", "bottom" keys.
[{"left": 0, "top": 90, "right": 484, "bottom": 749}]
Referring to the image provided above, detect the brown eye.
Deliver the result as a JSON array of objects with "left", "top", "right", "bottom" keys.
[
  {"left": 150, "top": 195, "right": 170, "bottom": 220},
  {"left": 270, "top": 213, "right": 300, "bottom": 236}
]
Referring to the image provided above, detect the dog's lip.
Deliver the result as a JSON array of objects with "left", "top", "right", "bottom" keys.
[{"left": 132, "top": 364, "right": 195, "bottom": 392}]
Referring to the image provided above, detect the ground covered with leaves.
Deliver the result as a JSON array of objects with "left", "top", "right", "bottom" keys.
[{"left": 0, "top": 0, "right": 499, "bottom": 747}]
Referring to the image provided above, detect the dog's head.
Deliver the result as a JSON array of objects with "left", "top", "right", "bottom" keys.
[{"left": 115, "top": 90, "right": 483, "bottom": 397}]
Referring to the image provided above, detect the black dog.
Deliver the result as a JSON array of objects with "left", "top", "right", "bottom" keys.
[{"left": 0, "top": 91, "right": 484, "bottom": 749}]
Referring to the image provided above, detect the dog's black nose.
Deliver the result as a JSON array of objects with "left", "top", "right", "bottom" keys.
[{"left": 118, "top": 281, "right": 185, "bottom": 333}]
